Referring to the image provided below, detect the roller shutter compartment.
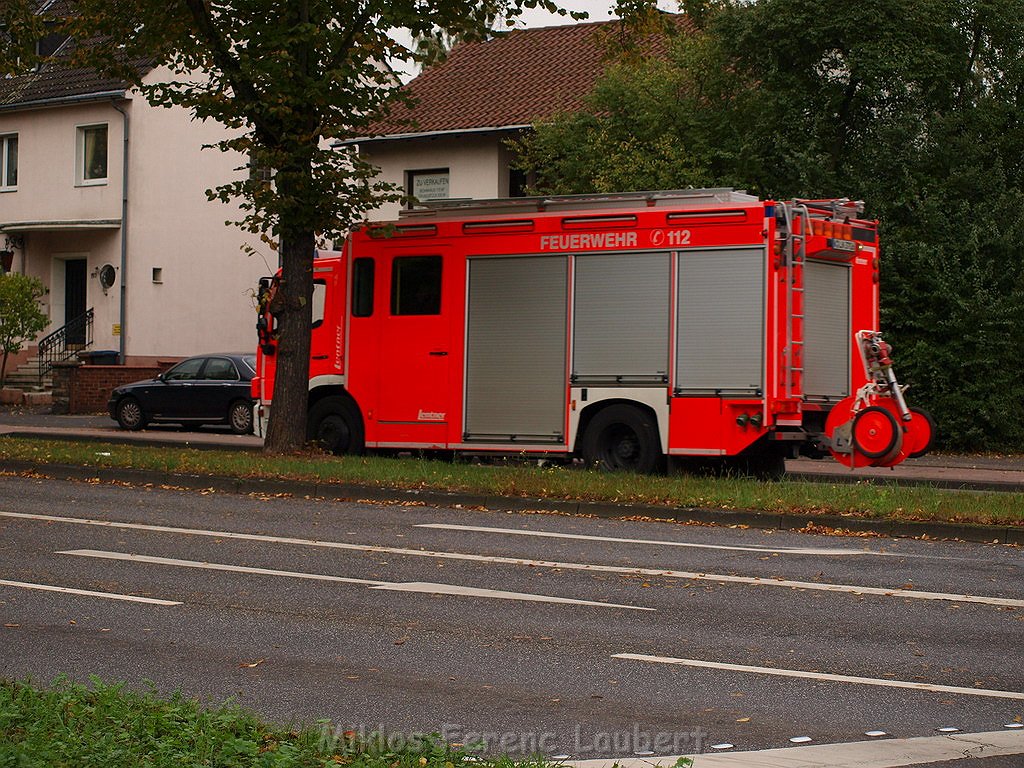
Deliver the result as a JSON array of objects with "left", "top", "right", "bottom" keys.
[
  {"left": 465, "top": 256, "right": 567, "bottom": 441},
  {"left": 573, "top": 251, "right": 670, "bottom": 385},
  {"left": 803, "top": 260, "right": 850, "bottom": 399},
  {"left": 676, "top": 248, "right": 765, "bottom": 394}
]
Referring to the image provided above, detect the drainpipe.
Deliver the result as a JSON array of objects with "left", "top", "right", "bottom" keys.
[{"left": 111, "top": 99, "right": 129, "bottom": 364}]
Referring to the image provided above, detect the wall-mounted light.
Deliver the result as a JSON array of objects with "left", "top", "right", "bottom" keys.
[
  {"left": 99, "top": 264, "right": 116, "bottom": 293},
  {"left": 2, "top": 234, "right": 24, "bottom": 252}
]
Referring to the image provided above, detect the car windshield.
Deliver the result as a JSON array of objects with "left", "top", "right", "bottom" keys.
[{"left": 241, "top": 355, "right": 256, "bottom": 373}]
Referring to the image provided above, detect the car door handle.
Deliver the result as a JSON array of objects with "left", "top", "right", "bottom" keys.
[{"left": 429, "top": 351, "right": 448, "bottom": 356}]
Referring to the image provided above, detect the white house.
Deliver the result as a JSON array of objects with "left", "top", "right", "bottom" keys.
[
  {"left": 0, "top": 55, "right": 270, "bottom": 369},
  {"left": 354, "top": 20, "right": 627, "bottom": 221}
]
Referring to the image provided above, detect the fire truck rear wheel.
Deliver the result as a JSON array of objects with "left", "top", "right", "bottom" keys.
[
  {"left": 580, "top": 404, "right": 663, "bottom": 474},
  {"left": 308, "top": 396, "right": 364, "bottom": 455}
]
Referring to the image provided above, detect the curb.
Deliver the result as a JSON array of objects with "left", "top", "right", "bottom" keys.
[
  {"left": 5, "top": 459, "right": 1021, "bottom": 546},
  {"left": 785, "top": 470, "right": 1024, "bottom": 494}
]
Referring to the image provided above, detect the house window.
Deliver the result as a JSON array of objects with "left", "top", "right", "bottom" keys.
[
  {"left": 36, "top": 29, "right": 69, "bottom": 58},
  {"left": 407, "top": 169, "right": 449, "bottom": 207},
  {"left": 509, "top": 167, "right": 534, "bottom": 198},
  {"left": 0, "top": 134, "right": 17, "bottom": 191},
  {"left": 77, "top": 124, "right": 108, "bottom": 184},
  {"left": 249, "top": 147, "right": 273, "bottom": 185}
]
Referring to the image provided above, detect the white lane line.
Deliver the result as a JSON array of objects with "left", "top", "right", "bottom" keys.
[
  {"left": 368, "top": 581, "right": 650, "bottom": 608},
  {"left": 566, "top": 729, "right": 1024, "bottom": 768},
  {"left": 4, "top": 511, "right": 1021, "bottom": 608},
  {"left": 59, "top": 550, "right": 385, "bottom": 586},
  {"left": 613, "top": 653, "right": 1024, "bottom": 701},
  {"left": 58, "top": 550, "right": 652, "bottom": 611},
  {"left": 0, "top": 578, "right": 181, "bottom": 606},
  {"left": 416, "top": 522, "right": 875, "bottom": 556}
]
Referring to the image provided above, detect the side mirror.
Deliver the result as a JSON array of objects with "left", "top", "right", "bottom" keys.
[{"left": 156, "top": 372, "right": 166, "bottom": 382}]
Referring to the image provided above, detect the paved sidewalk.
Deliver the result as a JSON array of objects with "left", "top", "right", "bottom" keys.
[{"left": 0, "top": 406, "right": 262, "bottom": 451}]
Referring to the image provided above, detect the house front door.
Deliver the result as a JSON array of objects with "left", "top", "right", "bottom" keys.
[{"left": 64, "top": 258, "right": 87, "bottom": 345}]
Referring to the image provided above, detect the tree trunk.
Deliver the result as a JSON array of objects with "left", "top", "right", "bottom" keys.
[{"left": 263, "top": 228, "right": 315, "bottom": 453}]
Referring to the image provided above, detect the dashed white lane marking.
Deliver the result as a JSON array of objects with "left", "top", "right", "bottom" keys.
[
  {"left": 613, "top": 653, "right": 1024, "bottom": 701},
  {"left": 4, "top": 511, "right": 1022, "bottom": 608},
  {"left": 416, "top": 522, "right": 876, "bottom": 556},
  {"left": 58, "top": 550, "right": 652, "bottom": 610},
  {"left": 0, "top": 578, "right": 181, "bottom": 606},
  {"left": 565, "top": 729, "right": 1024, "bottom": 768},
  {"left": 366, "top": 581, "right": 650, "bottom": 608}
]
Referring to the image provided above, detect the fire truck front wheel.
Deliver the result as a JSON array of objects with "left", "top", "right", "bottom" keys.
[
  {"left": 580, "top": 404, "right": 663, "bottom": 474},
  {"left": 307, "top": 396, "right": 365, "bottom": 455}
]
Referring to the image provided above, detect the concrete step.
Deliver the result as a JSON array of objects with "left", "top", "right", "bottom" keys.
[{"left": 1, "top": 372, "right": 52, "bottom": 391}]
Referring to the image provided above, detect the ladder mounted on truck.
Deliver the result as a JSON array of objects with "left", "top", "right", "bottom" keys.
[{"left": 400, "top": 188, "right": 760, "bottom": 218}]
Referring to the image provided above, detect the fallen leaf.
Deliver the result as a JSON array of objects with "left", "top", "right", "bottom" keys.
[
  {"left": 736, "top": 717, "right": 750, "bottom": 723},
  {"left": 239, "top": 658, "right": 266, "bottom": 668}
]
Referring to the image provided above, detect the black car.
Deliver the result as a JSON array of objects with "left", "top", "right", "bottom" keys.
[{"left": 108, "top": 353, "right": 256, "bottom": 434}]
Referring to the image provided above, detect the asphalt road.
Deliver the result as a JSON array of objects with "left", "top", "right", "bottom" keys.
[{"left": 1, "top": 473, "right": 1022, "bottom": 765}]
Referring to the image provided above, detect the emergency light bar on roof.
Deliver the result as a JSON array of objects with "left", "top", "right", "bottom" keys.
[{"left": 399, "top": 188, "right": 760, "bottom": 218}]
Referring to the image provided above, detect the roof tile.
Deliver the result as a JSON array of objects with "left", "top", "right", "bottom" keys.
[{"left": 369, "top": 20, "right": 634, "bottom": 137}]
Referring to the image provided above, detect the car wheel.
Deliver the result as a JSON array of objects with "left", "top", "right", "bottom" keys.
[
  {"left": 307, "top": 396, "right": 364, "bottom": 455},
  {"left": 228, "top": 400, "right": 254, "bottom": 435},
  {"left": 580, "top": 404, "right": 663, "bottom": 473},
  {"left": 116, "top": 397, "right": 147, "bottom": 431}
]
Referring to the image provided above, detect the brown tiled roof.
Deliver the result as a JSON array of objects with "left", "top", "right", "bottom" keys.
[
  {"left": 0, "top": 63, "right": 139, "bottom": 110},
  {"left": 0, "top": 3, "right": 151, "bottom": 111},
  {"left": 367, "top": 18, "right": 677, "bottom": 138}
]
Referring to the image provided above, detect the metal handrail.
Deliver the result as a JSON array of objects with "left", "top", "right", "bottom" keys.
[{"left": 37, "top": 308, "right": 94, "bottom": 383}]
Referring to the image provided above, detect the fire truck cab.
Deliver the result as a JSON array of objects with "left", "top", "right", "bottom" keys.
[{"left": 254, "top": 189, "right": 932, "bottom": 473}]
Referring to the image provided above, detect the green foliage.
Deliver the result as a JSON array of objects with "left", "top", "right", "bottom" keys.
[
  {"left": 0, "top": 678, "right": 506, "bottom": 768},
  {"left": 514, "top": 0, "right": 1024, "bottom": 451},
  {"left": 0, "top": 273, "right": 47, "bottom": 387}
]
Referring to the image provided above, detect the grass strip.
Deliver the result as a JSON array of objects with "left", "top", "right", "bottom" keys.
[
  {"left": 0, "top": 437, "right": 1022, "bottom": 527},
  {"left": 0, "top": 677, "right": 598, "bottom": 767}
]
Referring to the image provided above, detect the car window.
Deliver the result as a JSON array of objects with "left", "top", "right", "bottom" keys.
[
  {"left": 165, "top": 357, "right": 205, "bottom": 381},
  {"left": 203, "top": 357, "right": 239, "bottom": 381},
  {"left": 241, "top": 355, "right": 256, "bottom": 373}
]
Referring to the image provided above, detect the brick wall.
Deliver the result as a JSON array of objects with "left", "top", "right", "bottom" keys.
[{"left": 53, "top": 363, "right": 175, "bottom": 414}]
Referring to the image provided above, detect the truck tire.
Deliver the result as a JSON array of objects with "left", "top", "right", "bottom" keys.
[
  {"left": 580, "top": 404, "right": 663, "bottom": 473},
  {"left": 307, "top": 396, "right": 364, "bottom": 455}
]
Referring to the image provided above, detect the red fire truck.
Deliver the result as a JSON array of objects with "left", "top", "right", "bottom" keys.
[{"left": 253, "top": 189, "right": 932, "bottom": 474}]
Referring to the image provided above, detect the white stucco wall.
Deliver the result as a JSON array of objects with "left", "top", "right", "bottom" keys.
[
  {"left": 361, "top": 134, "right": 507, "bottom": 221},
  {"left": 0, "top": 100, "right": 124, "bottom": 226},
  {"left": 122, "top": 66, "right": 269, "bottom": 358}
]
